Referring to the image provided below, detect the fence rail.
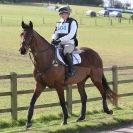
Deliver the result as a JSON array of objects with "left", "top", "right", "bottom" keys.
[
  {"left": 0, "top": 65, "right": 133, "bottom": 121},
  {"left": 0, "top": 15, "right": 133, "bottom": 26}
]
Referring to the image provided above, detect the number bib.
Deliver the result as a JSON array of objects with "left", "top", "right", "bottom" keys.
[{"left": 56, "top": 22, "right": 69, "bottom": 34}]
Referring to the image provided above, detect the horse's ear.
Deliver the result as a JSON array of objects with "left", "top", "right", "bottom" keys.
[
  {"left": 21, "top": 21, "right": 25, "bottom": 29},
  {"left": 29, "top": 21, "right": 33, "bottom": 29}
]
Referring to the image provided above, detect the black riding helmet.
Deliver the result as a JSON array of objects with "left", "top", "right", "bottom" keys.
[{"left": 58, "top": 6, "right": 71, "bottom": 15}]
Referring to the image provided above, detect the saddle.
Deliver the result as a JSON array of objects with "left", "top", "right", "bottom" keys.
[{"left": 54, "top": 48, "right": 81, "bottom": 66}]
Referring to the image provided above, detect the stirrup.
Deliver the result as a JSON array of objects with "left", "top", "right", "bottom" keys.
[{"left": 52, "top": 60, "right": 59, "bottom": 67}]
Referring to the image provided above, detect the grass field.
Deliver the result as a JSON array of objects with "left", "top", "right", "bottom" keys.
[
  {"left": 0, "top": 3, "right": 133, "bottom": 132},
  {"left": 0, "top": 3, "right": 133, "bottom": 74}
]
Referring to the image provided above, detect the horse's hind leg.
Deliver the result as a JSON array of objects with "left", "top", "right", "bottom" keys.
[
  {"left": 76, "top": 78, "right": 88, "bottom": 122},
  {"left": 91, "top": 69, "right": 112, "bottom": 114}
]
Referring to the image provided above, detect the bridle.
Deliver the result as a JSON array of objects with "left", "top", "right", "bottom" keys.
[
  {"left": 21, "top": 29, "right": 34, "bottom": 53},
  {"left": 20, "top": 29, "right": 52, "bottom": 67},
  {"left": 21, "top": 29, "right": 51, "bottom": 55},
  {"left": 20, "top": 21, "right": 55, "bottom": 75}
]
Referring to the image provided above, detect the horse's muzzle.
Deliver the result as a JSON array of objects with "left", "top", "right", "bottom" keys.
[{"left": 19, "top": 47, "right": 27, "bottom": 55}]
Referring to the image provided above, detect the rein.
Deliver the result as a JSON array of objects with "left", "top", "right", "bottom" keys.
[
  {"left": 29, "top": 50, "right": 54, "bottom": 75},
  {"left": 34, "top": 47, "right": 50, "bottom": 56},
  {"left": 29, "top": 52, "right": 36, "bottom": 67},
  {"left": 27, "top": 32, "right": 50, "bottom": 66},
  {"left": 22, "top": 29, "right": 55, "bottom": 74},
  {"left": 28, "top": 45, "right": 50, "bottom": 66}
]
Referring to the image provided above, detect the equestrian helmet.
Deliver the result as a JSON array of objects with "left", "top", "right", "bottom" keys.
[{"left": 58, "top": 6, "right": 71, "bottom": 14}]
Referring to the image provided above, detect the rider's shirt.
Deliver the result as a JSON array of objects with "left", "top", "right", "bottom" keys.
[{"left": 52, "top": 17, "right": 78, "bottom": 44}]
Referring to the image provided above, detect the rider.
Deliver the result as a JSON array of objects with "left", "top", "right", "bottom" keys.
[{"left": 51, "top": 6, "right": 78, "bottom": 77}]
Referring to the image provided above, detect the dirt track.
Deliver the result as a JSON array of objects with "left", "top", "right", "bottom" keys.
[
  {"left": 103, "top": 125, "right": 133, "bottom": 133},
  {"left": 99, "top": 125, "right": 133, "bottom": 133},
  {"left": 83, "top": 124, "right": 133, "bottom": 133}
]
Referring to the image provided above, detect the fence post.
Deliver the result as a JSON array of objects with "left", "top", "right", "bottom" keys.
[
  {"left": 80, "top": 17, "right": 82, "bottom": 25},
  {"left": 1, "top": 16, "right": 2, "bottom": 24},
  {"left": 112, "top": 65, "right": 118, "bottom": 107},
  {"left": 10, "top": 72, "right": 17, "bottom": 121},
  {"left": 110, "top": 19, "right": 112, "bottom": 26},
  {"left": 43, "top": 16, "right": 44, "bottom": 24},
  {"left": 118, "top": 18, "right": 121, "bottom": 23},
  {"left": 66, "top": 85, "right": 72, "bottom": 115},
  {"left": 95, "top": 18, "right": 97, "bottom": 26},
  {"left": 129, "top": 19, "right": 130, "bottom": 24}
]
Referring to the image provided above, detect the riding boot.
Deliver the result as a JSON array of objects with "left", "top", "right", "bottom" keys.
[{"left": 65, "top": 53, "right": 75, "bottom": 77}]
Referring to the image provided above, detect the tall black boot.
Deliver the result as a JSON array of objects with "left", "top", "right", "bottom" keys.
[{"left": 65, "top": 53, "right": 75, "bottom": 77}]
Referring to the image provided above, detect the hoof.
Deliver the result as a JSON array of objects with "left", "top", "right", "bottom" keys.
[
  {"left": 26, "top": 122, "right": 32, "bottom": 129},
  {"left": 76, "top": 116, "right": 85, "bottom": 122},
  {"left": 61, "top": 121, "right": 67, "bottom": 126},
  {"left": 105, "top": 110, "right": 113, "bottom": 115}
]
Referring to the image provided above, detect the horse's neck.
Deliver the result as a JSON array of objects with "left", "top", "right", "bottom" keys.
[
  {"left": 33, "top": 31, "right": 50, "bottom": 51},
  {"left": 31, "top": 31, "right": 54, "bottom": 72}
]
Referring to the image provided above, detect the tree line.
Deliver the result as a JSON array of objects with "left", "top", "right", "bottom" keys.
[{"left": 0, "top": 0, "right": 103, "bottom": 6}]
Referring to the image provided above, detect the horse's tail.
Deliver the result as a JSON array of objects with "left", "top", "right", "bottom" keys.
[{"left": 102, "top": 74, "right": 118, "bottom": 103}]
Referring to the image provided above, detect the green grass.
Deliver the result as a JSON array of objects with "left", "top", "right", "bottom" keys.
[
  {"left": 0, "top": 3, "right": 133, "bottom": 132},
  {"left": 0, "top": 107, "right": 133, "bottom": 133},
  {"left": 0, "top": 4, "right": 133, "bottom": 75}
]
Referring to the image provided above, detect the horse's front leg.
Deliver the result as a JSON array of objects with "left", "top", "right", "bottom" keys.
[
  {"left": 26, "top": 82, "right": 46, "bottom": 128},
  {"left": 56, "top": 86, "right": 68, "bottom": 125}
]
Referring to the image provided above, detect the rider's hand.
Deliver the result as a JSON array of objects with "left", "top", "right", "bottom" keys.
[{"left": 51, "top": 39, "right": 61, "bottom": 46}]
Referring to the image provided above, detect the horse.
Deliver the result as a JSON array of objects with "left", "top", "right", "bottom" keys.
[{"left": 19, "top": 21, "right": 117, "bottom": 128}]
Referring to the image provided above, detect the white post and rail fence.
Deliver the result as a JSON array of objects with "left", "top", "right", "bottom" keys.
[{"left": 0, "top": 65, "right": 133, "bottom": 121}]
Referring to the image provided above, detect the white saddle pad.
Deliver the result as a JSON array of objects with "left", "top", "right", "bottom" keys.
[{"left": 56, "top": 49, "right": 81, "bottom": 65}]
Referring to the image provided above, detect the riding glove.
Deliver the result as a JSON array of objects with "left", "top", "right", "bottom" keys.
[{"left": 51, "top": 39, "right": 61, "bottom": 46}]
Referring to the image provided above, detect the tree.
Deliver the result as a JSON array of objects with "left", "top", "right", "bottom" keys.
[
  {"left": 51, "top": 0, "right": 103, "bottom": 5},
  {"left": 110, "top": 0, "right": 114, "bottom": 7},
  {"left": 114, "top": 0, "right": 123, "bottom": 8},
  {"left": 0, "top": 0, "right": 5, "bottom": 3}
]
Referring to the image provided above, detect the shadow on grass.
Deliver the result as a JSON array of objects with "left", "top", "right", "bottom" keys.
[
  {"left": 71, "top": 109, "right": 104, "bottom": 117},
  {"left": 49, "top": 119, "right": 133, "bottom": 133},
  {"left": 0, "top": 108, "right": 133, "bottom": 133},
  {"left": 0, "top": 118, "right": 27, "bottom": 129},
  {"left": 0, "top": 114, "right": 61, "bottom": 129},
  {"left": 3, "top": 119, "right": 133, "bottom": 133},
  {"left": 36, "top": 114, "right": 60, "bottom": 123}
]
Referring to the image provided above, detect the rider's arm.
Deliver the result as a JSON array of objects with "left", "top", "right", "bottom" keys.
[{"left": 59, "top": 20, "right": 77, "bottom": 42}]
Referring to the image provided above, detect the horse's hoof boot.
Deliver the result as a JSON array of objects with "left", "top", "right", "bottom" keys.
[{"left": 26, "top": 122, "right": 32, "bottom": 129}]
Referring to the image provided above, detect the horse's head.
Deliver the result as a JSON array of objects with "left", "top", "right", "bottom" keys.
[{"left": 19, "top": 21, "right": 34, "bottom": 55}]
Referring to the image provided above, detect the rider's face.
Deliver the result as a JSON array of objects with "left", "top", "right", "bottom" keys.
[{"left": 59, "top": 12, "right": 69, "bottom": 20}]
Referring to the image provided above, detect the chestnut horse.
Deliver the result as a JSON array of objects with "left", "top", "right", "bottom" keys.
[{"left": 19, "top": 21, "right": 117, "bottom": 128}]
